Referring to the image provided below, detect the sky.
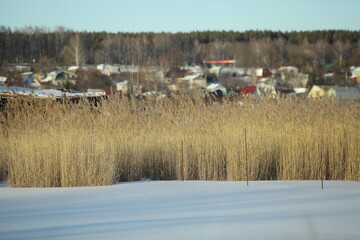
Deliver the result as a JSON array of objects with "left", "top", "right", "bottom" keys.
[{"left": 0, "top": 0, "right": 359, "bottom": 33}]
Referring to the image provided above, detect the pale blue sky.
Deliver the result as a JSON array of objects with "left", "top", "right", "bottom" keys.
[{"left": 0, "top": 0, "right": 359, "bottom": 33}]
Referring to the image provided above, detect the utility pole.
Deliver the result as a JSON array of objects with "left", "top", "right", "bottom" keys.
[{"left": 345, "top": 70, "right": 348, "bottom": 89}]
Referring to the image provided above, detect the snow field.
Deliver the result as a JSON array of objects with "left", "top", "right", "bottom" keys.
[{"left": 1, "top": 181, "right": 360, "bottom": 240}]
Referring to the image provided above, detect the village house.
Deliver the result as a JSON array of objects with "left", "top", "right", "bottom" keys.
[
  {"left": 308, "top": 85, "right": 336, "bottom": 98},
  {"left": 181, "top": 73, "right": 206, "bottom": 90},
  {"left": 41, "top": 70, "right": 77, "bottom": 87}
]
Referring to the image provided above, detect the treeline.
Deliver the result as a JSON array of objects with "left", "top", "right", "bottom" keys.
[
  {"left": 1, "top": 26, "right": 360, "bottom": 74},
  {"left": 183, "top": 30, "right": 360, "bottom": 44}
]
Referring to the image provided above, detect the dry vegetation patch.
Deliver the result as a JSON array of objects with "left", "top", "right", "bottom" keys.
[{"left": 0, "top": 94, "right": 359, "bottom": 187}]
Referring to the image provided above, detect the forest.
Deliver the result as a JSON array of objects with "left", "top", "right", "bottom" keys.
[{"left": 1, "top": 26, "right": 360, "bottom": 80}]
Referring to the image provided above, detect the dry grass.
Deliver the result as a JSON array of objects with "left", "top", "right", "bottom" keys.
[{"left": 0, "top": 93, "right": 359, "bottom": 187}]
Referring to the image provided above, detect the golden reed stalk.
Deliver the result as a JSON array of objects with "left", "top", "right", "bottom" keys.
[{"left": 0, "top": 94, "right": 359, "bottom": 187}]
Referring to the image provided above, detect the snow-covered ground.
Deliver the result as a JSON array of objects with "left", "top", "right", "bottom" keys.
[
  {"left": 0, "top": 86, "right": 100, "bottom": 98},
  {"left": 1, "top": 181, "right": 360, "bottom": 240}
]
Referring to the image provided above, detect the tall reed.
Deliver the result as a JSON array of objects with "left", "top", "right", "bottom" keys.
[{"left": 0, "top": 94, "right": 359, "bottom": 187}]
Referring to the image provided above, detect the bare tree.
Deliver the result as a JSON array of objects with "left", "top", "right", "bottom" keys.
[
  {"left": 302, "top": 38, "right": 316, "bottom": 73},
  {"left": 133, "top": 37, "right": 145, "bottom": 90},
  {"left": 61, "top": 33, "right": 87, "bottom": 66},
  {"left": 250, "top": 38, "right": 271, "bottom": 67},
  {"left": 152, "top": 34, "right": 172, "bottom": 65},
  {"left": 189, "top": 39, "right": 203, "bottom": 64},
  {"left": 332, "top": 40, "right": 352, "bottom": 70},
  {"left": 98, "top": 35, "right": 113, "bottom": 64},
  {"left": 231, "top": 42, "right": 252, "bottom": 67},
  {"left": 314, "top": 39, "right": 329, "bottom": 67},
  {"left": 274, "top": 37, "right": 288, "bottom": 65},
  {"left": 54, "top": 26, "right": 69, "bottom": 63},
  {"left": 209, "top": 40, "right": 226, "bottom": 60},
  {"left": 116, "top": 36, "right": 147, "bottom": 95},
  {"left": 113, "top": 35, "right": 125, "bottom": 64}
]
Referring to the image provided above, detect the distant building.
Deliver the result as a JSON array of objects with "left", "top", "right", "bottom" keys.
[
  {"left": 350, "top": 66, "right": 360, "bottom": 85},
  {"left": 114, "top": 80, "right": 128, "bottom": 94},
  {"left": 24, "top": 75, "right": 41, "bottom": 88},
  {"left": 308, "top": 85, "right": 336, "bottom": 98},
  {"left": 41, "top": 70, "right": 77, "bottom": 87},
  {"left": 182, "top": 74, "right": 206, "bottom": 89},
  {"left": 256, "top": 68, "right": 272, "bottom": 80},
  {"left": 207, "top": 83, "right": 227, "bottom": 95},
  {"left": 240, "top": 85, "right": 260, "bottom": 96},
  {"left": 87, "top": 89, "right": 106, "bottom": 96}
]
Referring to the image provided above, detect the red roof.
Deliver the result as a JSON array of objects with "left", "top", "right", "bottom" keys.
[
  {"left": 240, "top": 86, "right": 257, "bottom": 94},
  {"left": 203, "top": 60, "right": 235, "bottom": 64}
]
